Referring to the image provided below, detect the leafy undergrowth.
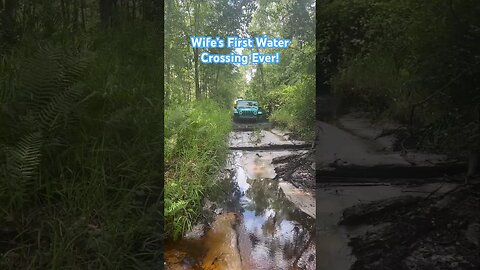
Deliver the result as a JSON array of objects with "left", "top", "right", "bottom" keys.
[
  {"left": 269, "top": 77, "right": 315, "bottom": 141},
  {"left": 320, "top": 0, "right": 480, "bottom": 155},
  {"left": 0, "top": 25, "right": 164, "bottom": 269},
  {"left": 164, "top": 100, "right": 231, "bottom": 240}
]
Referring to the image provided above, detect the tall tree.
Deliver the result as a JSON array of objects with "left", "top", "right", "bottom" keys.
[
  {"left": 193, "top": 1, "right": 201, "bottom": 100},
  {"left": 99, "top": 0, "right": 113, "bottom": 27},
  {"left": 1, "top": 0, "right": 17, "bottom": 46}
]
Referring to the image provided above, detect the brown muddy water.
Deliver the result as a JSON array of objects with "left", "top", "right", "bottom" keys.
[{"left": 165, "top": 130, "right": 316, "bottom": 270}]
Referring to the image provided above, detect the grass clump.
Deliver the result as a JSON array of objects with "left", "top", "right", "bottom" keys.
[
  {"left": 164, "top": 100, "right": 231, "bottom": 240},
  {"left": 268, "top": 77, "right": 316, "bottom": 140},
  {"left": 0, "top": 25, "right": 164, "bottom": 269}
]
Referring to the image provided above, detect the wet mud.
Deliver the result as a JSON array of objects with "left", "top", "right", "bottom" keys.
[
  {"left": 316, "top": 182, "right": 462, "bottom": 270},
  {"left": 344, "top": 183, "right": 480, "bottom": 270},
  {"left": 315, "top": 115, "right": 473, "bottom": 270}
]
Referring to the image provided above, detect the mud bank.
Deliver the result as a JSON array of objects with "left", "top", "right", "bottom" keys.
[
  {"left": 342, "top": 183, "right": 480, "bottom": 270},
  {"left": 316, "top": 182, "right": 459, "bottom": 270},
  {"left": 279, "top": 182, "right": 315, "bottom": 218},
  {"left": 272, "top": 150, "right": 316, "bottom": 219},
  {"left": 315, "top": 112, "right": 476, "bottom": 270},
  {"left": 316, "top": 115, "right": 467, "bottom": 180}
]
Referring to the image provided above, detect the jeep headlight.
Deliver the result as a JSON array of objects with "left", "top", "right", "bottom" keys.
[{"left": 258, "top": 111, "right": 263, "bottom": 115}]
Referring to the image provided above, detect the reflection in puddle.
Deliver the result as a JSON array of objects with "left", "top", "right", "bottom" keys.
[
  {"left": 165, "top": 150, "right": 315, "bottom": 269},
  {"left": 232, "top": 151, "right": 315, "bottom": 269},
  {"left": 164, "top": 213, "right": 241, "bottom": 269}
]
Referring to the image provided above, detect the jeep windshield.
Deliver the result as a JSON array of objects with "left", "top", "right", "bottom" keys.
[{"left": 237, "top": 100, "right": 258, "bottom": 108}]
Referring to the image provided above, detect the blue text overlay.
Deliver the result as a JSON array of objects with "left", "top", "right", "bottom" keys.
[{"left": 190, "top": 36, "right": 291, "bottom": 65}]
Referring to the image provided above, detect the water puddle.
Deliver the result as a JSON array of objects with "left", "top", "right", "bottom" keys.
[
  {"left": 164, "top": 212, "right": 241, "bottom": 269},
  {"left": 165, "top": 134, "right": 316, "bottom": 269},
  {"left": 232, "top": 151, "right": 315, "bottom": 269}
]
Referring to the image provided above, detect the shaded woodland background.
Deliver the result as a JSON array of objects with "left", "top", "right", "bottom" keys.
[
  {"left": 317, "top": 0, "right": 480, "bottom": 156},
  {"left": 1, "top": 1, "right": 164, "bottom": 269}
]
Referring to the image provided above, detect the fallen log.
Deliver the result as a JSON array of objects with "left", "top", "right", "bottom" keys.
[
  {"left": 316, "top": 162, "right": 466, "bottom": 180},
  {"left": 339, "top": 195, "right": 419, "bottom": 226},
  {"left": 231, "top": 122, "right": 271, "bottom": 131},
  {"left": 229, "top": 144, "right": 312, "bottom": 151}
]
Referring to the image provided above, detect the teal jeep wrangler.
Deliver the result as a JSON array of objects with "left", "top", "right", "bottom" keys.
[{"left": 233, "top": 99, "right": 264, "bottom": 122}]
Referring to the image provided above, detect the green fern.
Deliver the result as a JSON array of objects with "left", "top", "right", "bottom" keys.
[
  {"left": 19, "top": 46, "right": 90, "bottom": 121},
  {"left": 38, "top": 86, "right": 83, "bottom": 131},
  {"left": 7, "top": 131, "right": 42, "bottom": 181},
  {"left": 20, "top": 48, "right": 65, "bottom": 105},
  {"left": 0, "top": 82, "right": 13, "bottom": 105},
  {"left": 0, "top": 55, "right": 15, "bottom": 106},
  {"left": 2, "top": 46, "right": 91, "bottom": 194}
]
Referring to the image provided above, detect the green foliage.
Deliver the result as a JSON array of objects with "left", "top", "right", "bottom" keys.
[
  {"left": 268, "top": 77, "right": 315, "bottom": 140},
  {"left": 164, "top": 100, "right": 231, "bottom": 239},
  {"left": 0, "top": 23, "right": 164, "bottom": 269},
  {"left": 164, "top": 0, "right": 249, "bottom": 107},
  {"left": 332, "top": 49, "right": 411, "bottom": 120},
  {"left": 319, "top": 0, "right": 480, "bottom": 153},
  {"left": 163, "top": 0, "right": 250, "bottom": 241},
  {"left": 246, "top": 0, "right": 316, "bottom": 139}
]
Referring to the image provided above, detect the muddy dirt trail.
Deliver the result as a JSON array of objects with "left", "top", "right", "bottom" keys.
[
  {"left": 165, "top": 127, "right": 316, "bottom": 270},
  {"left": 315, "top": 117, "right": 467, "bottom": 270},
  {"left": 315, "top": 182, "right": 459, "bottom": 270}
]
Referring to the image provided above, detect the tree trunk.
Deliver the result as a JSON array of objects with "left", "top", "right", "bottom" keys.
[
  {"left": 73, "top": 0, "right": 80, "bottom": 32},
  {"left": 165, "top": 44, "right": 171, "bottom": 105},
  {"left": 132, "top": 0, "right": 137, "bottom": 21},
  {"left": 467, "top": 153, "right": 478, "bottom": 178},
  {"left": 258, "top": 63, "right": 267, "bottom": 93},
  {"left": 215, "top": 66, "right": 220, "bottom": 94},
  {"left": 193, "top": 47, "right": 201, "bottom": 100},
  {"left": 193, "top": 1, "right": 201, "bottom": 100},
  {"left": 253, "top": 45, "right": 267, "bottom": 93},
  {"left": 2, "top": 0, "right": 17, "bottom": 45},
  {"left": 81, "top": 0, "right": 87, "bottom": 30},
  {"left": 31, "top": 2, "right": 36, "bottom": 31},
  {"left": 99, "top": 0, "right": 113, "bottom": 28},
  {"left": 66, "top": 0, "right": 71, "bottom": 24},
  {"left": 60, "top": 0, "right": 67, "bottom": 29},
  {"left": 20, "top": 0, "right": 26, "bottom": 31},
  {"left": 150, "top": 0, "right": 162, "bottom": 20}
]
